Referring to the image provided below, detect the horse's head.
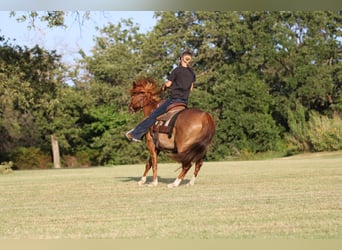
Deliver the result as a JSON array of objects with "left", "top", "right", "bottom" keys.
[{"left": 129, "top": 77, "right": 161, "bottom": 112}]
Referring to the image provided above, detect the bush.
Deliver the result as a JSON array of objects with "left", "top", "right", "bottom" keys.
[
  {"left": 286, "top": 110, "right": 342, "bottom": 154},
  {"left": 307, "top": 112, "right": 342, "bottom": 152},
  {"left": 62, "top": 149, "right": 98, "bottom": 168},
  {"left": 286, "top": 103, "right": 311, "bottom": 153},
  {"left": 11, "top": 147, "right": 52, "bottom": 170}
]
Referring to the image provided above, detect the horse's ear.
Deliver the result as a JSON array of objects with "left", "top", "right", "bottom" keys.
[{"left": 132, "top": 81, "right": 136, "bottom": 87}]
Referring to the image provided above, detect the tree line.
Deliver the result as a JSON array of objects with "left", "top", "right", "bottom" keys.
[{"left": 1, "top": 11, "right": 341, "bottom": 169}]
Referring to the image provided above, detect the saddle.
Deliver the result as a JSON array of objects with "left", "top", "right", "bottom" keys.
[{"left": 152, "top": 102, "right": 187, "bottom": 138}]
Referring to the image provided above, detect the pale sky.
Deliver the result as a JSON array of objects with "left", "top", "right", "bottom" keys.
[{"left": 0, "top": 11, "right": 156, "bottom": 64}]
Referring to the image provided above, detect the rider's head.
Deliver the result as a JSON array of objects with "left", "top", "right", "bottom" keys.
[{"left": 180, "top": 51, "right": 193, "bottom": 66}]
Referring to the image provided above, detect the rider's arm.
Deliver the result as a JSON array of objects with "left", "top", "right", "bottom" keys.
[{"left": 162, "top": 80, "right": 172, "bottom": 90}]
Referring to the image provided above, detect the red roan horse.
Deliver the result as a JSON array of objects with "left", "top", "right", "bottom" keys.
[{"left": 128, "top": 77, "right": 216, "bottom": 188}]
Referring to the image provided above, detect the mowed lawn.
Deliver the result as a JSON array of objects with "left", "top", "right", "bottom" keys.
[{"left": 0, "top": 152, "right": 341, "bottom": 239}]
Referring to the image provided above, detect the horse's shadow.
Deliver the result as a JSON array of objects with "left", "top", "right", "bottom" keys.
[{"left": 116, "top": 176, "right": 187, "bottom": 185}]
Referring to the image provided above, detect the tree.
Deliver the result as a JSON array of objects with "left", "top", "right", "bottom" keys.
[
  {"left": 0, "top": 36, "right": 76, "bottom": 167},
  {"left": 0, "top": 39, "right": 36, "bottom": 158}
]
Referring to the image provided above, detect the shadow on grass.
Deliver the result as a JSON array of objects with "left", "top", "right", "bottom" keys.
[{"left": 115, "top": 176, "right": 188, "bottom": 185}]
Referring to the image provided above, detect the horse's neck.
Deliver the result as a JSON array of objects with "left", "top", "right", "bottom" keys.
[{"left": 143, "top": 103, "right": 158, "bottom": 117}]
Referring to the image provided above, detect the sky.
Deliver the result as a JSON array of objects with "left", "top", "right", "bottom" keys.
[{"left": 0, "top": 11, "right": 156, "bottom": 64}]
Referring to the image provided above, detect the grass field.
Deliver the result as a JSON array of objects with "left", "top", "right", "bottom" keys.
[{"left": 0, "top": 151, "right": 341, "bottom": 239}]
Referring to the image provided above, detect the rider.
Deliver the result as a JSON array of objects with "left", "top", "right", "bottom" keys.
[{"left": 125, "top": 51, "right": 196, "bottom": 142}]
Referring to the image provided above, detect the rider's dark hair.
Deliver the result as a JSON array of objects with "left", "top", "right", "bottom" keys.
[{"left": 180, "top": 51, "right": 192, "bottom": 59}]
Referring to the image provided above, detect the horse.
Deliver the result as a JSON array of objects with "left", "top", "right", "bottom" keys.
[{"left": 128, "top": 77, "right": 216, "bottom": 188}]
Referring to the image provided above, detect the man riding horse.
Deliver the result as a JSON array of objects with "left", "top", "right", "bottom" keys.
[
  {"left": 125, "top": 51, "right": 195, "bottom": 142},
  {"left": 125, "top": 52, "right": 215, "bottom": 187}
]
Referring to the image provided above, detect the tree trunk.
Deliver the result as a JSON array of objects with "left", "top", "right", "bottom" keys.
[{"left": 51, "top": 134, "right": 61, "bottom": 169}]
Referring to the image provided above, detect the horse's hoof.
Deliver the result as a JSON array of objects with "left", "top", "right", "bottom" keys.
[
  {"left": 186, "top": 180, "right": 196, "bottom": 187},
  {"left": 138, "top": 177, "right": 147, "bottom": 186},
  {"left": 168, "top": 178, "right": 182, "bottom": 188},
  {"left": 167, "top": 183, "right": 178, "bottom": 188},
  {"left": 147, "top": 182, "right": 158, "bottom": 187}
]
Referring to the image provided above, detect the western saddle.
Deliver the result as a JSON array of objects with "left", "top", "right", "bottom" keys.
[{"left": 152, "top": 102, "right": 187, "bottom": 138}]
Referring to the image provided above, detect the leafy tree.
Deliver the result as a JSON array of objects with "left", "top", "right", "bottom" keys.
[
  {"left": 0, "top": 37, "right": 76, "bottom": 167},
  {"left": 212, "top": 72, "right": 281, "bottom": 157},
  {"left": 0, "top": 40, "right": 36, "bottom": 157}
]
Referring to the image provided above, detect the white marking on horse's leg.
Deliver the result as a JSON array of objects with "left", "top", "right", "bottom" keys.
[
  {"left": 138, "top": 176, "right": 147, "bottom": 186},
  {"left": 186, "top": 175, "right": 196, "bottom": 187},
  {"left": 168, "top": 178, "right": 182, "bottom": 188},
  {"left": 147, "top": 178, "right": 158, "bottom": 187}
]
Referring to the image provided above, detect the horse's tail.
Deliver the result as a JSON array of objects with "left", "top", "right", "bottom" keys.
[{"left": 172, "top": 112, "right": 215, "bottom": 166}]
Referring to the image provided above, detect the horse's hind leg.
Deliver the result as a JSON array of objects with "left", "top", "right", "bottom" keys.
[
  {"left": 187, "top": 159, "right": 203, "bottom": 187},
  {"left": 167, "top": 162, "right": 192, "bottom": 188}
]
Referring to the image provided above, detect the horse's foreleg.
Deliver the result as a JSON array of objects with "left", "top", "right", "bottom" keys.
[
  {"left": 139, "top": 155, "right": 159, "bottom": 187},
  {"left": 187, "top": 159, "right": 203, "bottom": 187},
  {"left": 146, "top": 133, "right": 159, "bottom": 187},
  {"left": 168, "top": 163, "right": 192, "bottom": 188},
  {"left": 138, "top": 158, "right": 152, "bottom": 186},
  {"left": 148, "top": 151, "right": 158, "bottom": 187}
]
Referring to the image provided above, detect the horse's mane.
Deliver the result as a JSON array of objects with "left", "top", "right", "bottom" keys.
[{"left": 130, "top": 77, "right": 161, "bottom": 103}]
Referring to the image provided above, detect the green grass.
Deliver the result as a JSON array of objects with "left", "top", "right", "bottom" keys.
[{"left": 0, "top": 152, "right": 341, "bottom": 239}]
